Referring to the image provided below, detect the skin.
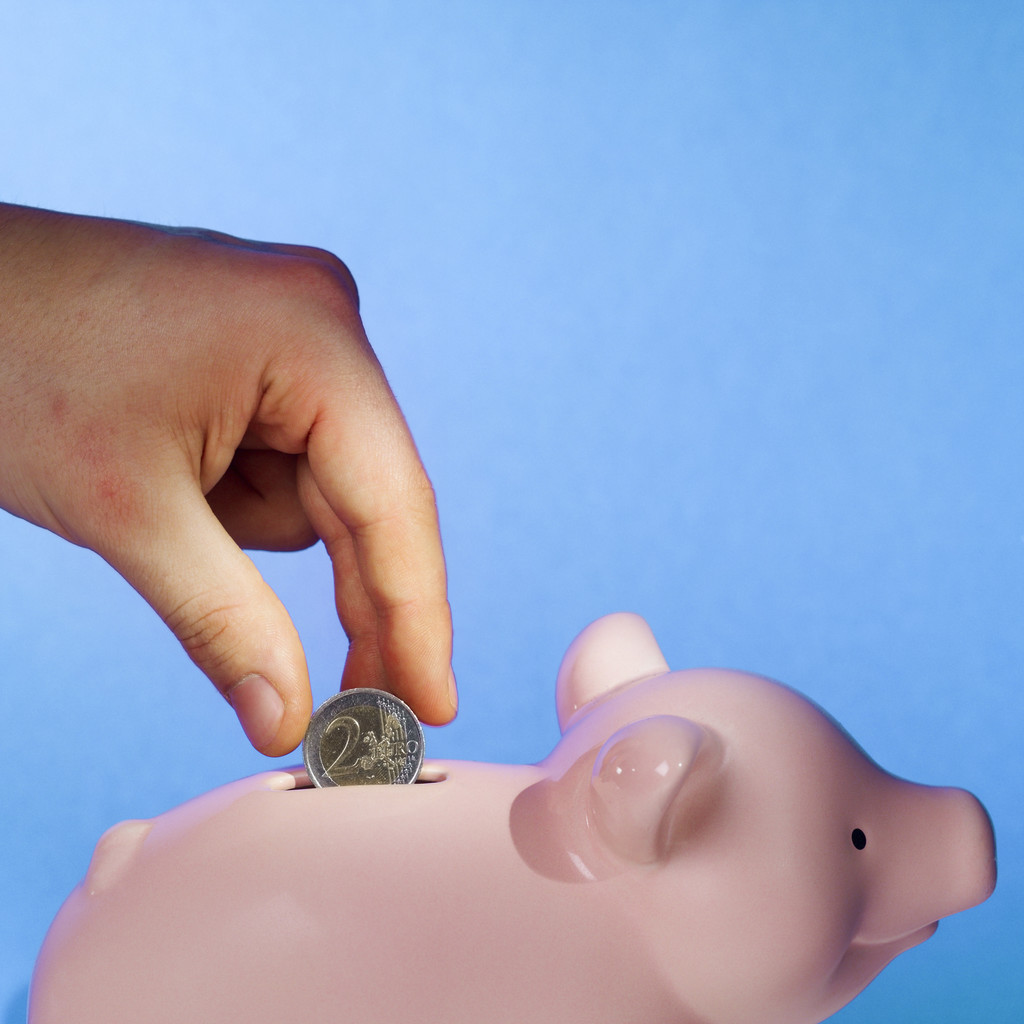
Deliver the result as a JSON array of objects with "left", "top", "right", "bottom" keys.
[{"left": 0, "top": 203, "right": 456, "bottom": 756}]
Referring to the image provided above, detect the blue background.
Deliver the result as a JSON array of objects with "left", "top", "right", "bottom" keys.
[{"left": 1, "top": 2, "right": 1021, "bottom": 1020}]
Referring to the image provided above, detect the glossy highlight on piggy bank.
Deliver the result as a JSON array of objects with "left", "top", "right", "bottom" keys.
[{"left": 30, "top": 614, "right": 996, "bottom": 1024}]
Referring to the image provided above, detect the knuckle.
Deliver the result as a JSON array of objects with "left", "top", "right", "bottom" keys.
[
  {"left": 306, "top": 247, "right": 358, "bottom": 294},
  {"left": 347, "top": 481, "right": 436, "bottom": 539},
  {"left": 401, "top": 474, "right": 443, "bottom": 531},
  {"left": 163, "top": 596, "right": 245, "bottom": 678},
  {"left": 282, "top": 248, "right": 360, "bottom": 314}
]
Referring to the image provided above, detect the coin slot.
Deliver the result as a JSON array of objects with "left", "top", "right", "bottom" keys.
[
  {"left": 276, "top": 765, "right": 448, "bottom": 789},
  {"left": 269, "top": 766, "right": 315, "bottom": 790}
]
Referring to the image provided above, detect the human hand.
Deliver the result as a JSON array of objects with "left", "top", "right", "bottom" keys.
[{"left": 0, "top": 203, "right": 455, "bottom": 755}]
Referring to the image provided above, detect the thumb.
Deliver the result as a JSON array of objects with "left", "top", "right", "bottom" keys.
[{"left": 102, "top": 486, "right": 312, "bottom": 756}]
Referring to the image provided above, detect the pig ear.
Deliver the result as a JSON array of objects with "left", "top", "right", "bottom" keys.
[
  {"left": 85, "top": 819, "right": 154, "bottom": 896},
  {"left": 589, "top": 715, "right": 708, "bottom": 864},
  {"left": 556, "top": 613, "right": 669, "bottom": 731}
]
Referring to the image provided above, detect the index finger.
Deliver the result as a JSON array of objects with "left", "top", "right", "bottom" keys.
[{"left": 302, "top": 379, "right": 456, "bottom": 725}]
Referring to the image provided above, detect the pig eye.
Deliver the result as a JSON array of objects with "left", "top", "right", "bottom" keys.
[{"left": 851, "top": 828, "right": 867, "bottom": 850}]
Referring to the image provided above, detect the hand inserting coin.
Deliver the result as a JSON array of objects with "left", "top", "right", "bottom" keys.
[{"left": 302, "top": 689, "right": 425, "bottom": 787}]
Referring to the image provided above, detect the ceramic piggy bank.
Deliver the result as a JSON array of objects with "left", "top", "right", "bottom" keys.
[{"left": 30, "top": 614, "right": 995, "bottom": 1024}]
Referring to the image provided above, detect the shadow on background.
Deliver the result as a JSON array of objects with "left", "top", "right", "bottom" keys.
[{"left": 4, "top": 986, "right": 27, "bottom": 1024}]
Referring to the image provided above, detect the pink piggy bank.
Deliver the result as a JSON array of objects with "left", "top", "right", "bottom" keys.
[{"left": 30, "top": 614, "right": 995, "bottom": 1024}]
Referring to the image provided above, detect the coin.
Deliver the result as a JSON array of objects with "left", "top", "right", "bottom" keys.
[{"left": 303, "top": 688, "right": 425, "bottom": 787}]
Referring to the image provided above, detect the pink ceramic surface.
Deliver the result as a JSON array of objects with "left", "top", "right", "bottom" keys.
[{"left": 30, "top": 614, "right": 995, "bottom": 1024}]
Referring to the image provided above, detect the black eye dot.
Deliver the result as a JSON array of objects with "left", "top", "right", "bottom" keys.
[{"left": 851, "top": 828, "right": 867, "bottom": 850}]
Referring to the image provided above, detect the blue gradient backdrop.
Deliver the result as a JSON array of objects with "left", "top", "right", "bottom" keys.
[{"left": 1, "top": 3, "right": 1021, "bottom": 1021}]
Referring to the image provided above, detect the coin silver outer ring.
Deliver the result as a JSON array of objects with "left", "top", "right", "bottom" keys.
[{"left": 302, "top": 688, "right": 425, "bottom": 788}]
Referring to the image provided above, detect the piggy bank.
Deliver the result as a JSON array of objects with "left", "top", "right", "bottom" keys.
[{"left": 30, "top": 614, "right": 995, "bottom": 1024}]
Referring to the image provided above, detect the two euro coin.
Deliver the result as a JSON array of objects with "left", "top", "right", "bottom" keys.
[{"left": 303, "top": 688, "right": 424, "bottom": 787}]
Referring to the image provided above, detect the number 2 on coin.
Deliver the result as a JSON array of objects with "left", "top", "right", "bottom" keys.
[{"left": 322, "top": 715, "right": 361, "bottom": 774}]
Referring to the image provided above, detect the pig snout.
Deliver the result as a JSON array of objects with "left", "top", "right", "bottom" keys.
[{"left": 856, "top": 784, "right": 996, "bottom": 946}]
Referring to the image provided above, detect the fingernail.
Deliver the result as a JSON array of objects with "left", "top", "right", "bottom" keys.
[
  {"left": 228, "top": 674, "right": 285, "bottom": 750},
  {"left": 446, "top": 666, "right": 458, "bottom": 715}
]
